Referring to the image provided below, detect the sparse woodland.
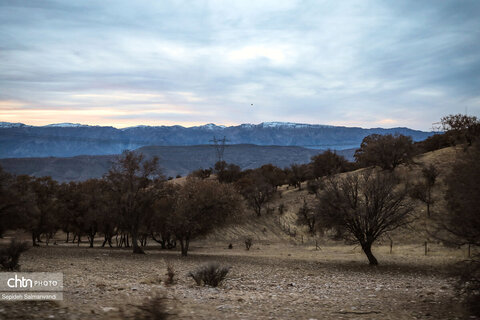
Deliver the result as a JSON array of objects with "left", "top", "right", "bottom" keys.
[{"left": 1, "top": 114, "right": 480, "bottom": 318}]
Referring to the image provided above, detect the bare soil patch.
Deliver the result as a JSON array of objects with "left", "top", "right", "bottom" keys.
[{"left": 0, "top": 242, "right": 468, "bottom": 319}]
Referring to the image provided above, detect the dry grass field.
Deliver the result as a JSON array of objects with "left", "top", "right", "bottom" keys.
[{"left": 0, "top": 239, "right": 471, "bottom": 320}]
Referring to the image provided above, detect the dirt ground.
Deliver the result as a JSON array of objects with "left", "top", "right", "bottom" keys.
[{"left": 0, "top": 240, "right": 471, "bottom": 320}]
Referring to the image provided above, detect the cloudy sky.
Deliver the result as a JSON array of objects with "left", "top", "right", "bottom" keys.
[{"left": 0, "top": 0, "right": 479, "bottom": 130}]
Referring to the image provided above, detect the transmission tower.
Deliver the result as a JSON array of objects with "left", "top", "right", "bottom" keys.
[{"left": 210, "top": 136, "right": 229, "bottom": 163}]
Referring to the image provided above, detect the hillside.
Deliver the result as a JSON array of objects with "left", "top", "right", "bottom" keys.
[
  {"left": 0, "top": 121, "right": 433, "bottom": 158},
  {"left": 0, "top": 144, "right": 356, "bottom": 181},
  {"left": 206, "top": 146, "right": 462, "bottom": 245}
]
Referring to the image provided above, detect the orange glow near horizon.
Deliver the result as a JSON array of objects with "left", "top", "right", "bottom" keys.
[
  {"left": 0, "top": 102, "right": 237, "bottom": 128},
  {"left": 0, "top": 94, "right": 241, "bottom": 128}
]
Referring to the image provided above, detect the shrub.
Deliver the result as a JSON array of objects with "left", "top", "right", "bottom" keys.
[
  {"left": 188, "top": 262, "right": 230, "bottom": 287},
  {"left": 189, "top": 168, "right": 212, "bottom": 179},
  {"left": 306, "top": 180, "right": 321, "bottom": 195},
  {"left": 278, "top": 203, "right": 286, "bottom": 215},
  {"left": 0, "top": 239, "right": 30, "bottom": 271},
  {"left": 245, "top": 238, "right": 253, "bottom": 250},
  {"left": 134, "top": 295, "right": 170, "bottom": 320},
  {"left": 164, "top": 263, "right": 175, "bottom": 286}
]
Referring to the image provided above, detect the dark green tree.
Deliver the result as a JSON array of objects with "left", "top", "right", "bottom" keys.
[
  {"left": 355, "top": 134, "right": 414, "bottom": 170},
  {"left": 311, "top": 150, "right": 351, "bottom": 179}
]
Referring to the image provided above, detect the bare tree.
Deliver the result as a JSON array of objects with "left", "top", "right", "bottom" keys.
[
  {"left": 24, "top": 176, "right": 59, "bottom": 246},
  {"left": 316, "top": 170, "right": 414, "bottom": 265},
  {"left": 172, "top": 177, "right": 243, "bottom": 256},
  {"left": 441, "top": 114, "right": 480, "bottom": 146},
  {"left": 296, "top": 198, "right": 316, "bottom": 236},
  {"left": 236, "top": 173, "right": 274, "bottom": 217},
  {"left": 106, "top": 151, "right": 163, "bottom": 254},
  {"left": 410, "top": 164, "right": 439, "bottom": 217},
  {"left": 150, "top": 182, "right": 179, "bottom": 249}
]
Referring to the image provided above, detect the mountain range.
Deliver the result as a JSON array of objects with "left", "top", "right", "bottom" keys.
[
  {"left": 0, "top": 144, "right": 356, "bottom": 181},
  {"left": 0, "top": 121, "right": 433, "bottom": 158}
]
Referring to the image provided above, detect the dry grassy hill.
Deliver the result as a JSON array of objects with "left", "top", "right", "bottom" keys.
[{"left": 205, "top": 146, "right": 462, "bottom": 248}]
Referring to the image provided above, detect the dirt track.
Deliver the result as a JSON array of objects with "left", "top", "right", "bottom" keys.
[{"left": 0, "top": 241, "right": 469, "bottom": 319}]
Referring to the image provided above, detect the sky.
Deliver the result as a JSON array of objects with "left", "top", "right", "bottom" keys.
[{"left": 0, "top": 0, "right": 479, "bottom": 130}]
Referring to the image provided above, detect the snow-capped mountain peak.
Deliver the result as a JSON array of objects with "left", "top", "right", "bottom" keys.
[
  {"left": 195, "top": 123, "right": 226, "bottom": 130},
  {"left": 43, "top": 123, "right": 90, "bottom": 128},
  {"left": 259, "top": 122, "right": 335, "bottom": 128},
  {"left": 0, "top": 121, "right": 28, "bottom": 128}
]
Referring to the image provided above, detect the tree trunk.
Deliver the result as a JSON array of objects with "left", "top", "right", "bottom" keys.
[
  {"left": 180, "top": 238, "right": 190, "bottom": 256},
  {"left": 65, "top": 231, "right": 69, "bottom": 243},
  {"left": 32, "top": 232, "right": 38, "bottom": 247},
  {"left": 88, "top": 235, "right": 94, "bottom": 248},
  {"left": 362, "top": 243, "right": 378, "bottom": 265},
  {"left": 131, "top": 232, "right": 144, "bottom": 254}
]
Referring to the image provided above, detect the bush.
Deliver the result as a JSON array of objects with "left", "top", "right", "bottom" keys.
[
  {"left": 278, "top": 203, "right": 286, "bottom": 215},
  {"left": 164, "top": 263, "right": 175, "bottom": 286},
  {"left": 0, "top": 239, "right": 29, "bottom": 271},
  {"left": 306, "top": 180, "right": 321, "bottom": 195},
  {"left": 189, "top": 168, "right": 212, "bottom": 179},
  {"left": 134, "top": 295, "right": 170, "bottom": 320},
  {"left": 245, "top": 238, "right": 253, "bottom": 250},
  {"left": 188, "top": 262, "right": 230, "bottom": 287}
]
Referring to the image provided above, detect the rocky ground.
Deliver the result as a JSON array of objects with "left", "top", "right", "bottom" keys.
[{"left": 0, "top": 241, "right": 471, "bottom": 320}]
